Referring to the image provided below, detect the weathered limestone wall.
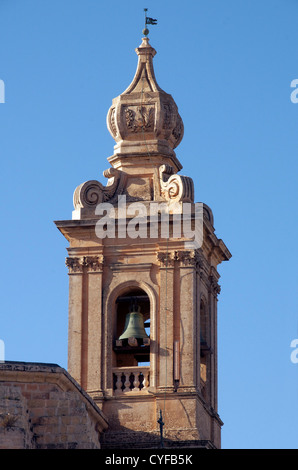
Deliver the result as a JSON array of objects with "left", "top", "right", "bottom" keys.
[
  {"left": 0, "top": 362, "right": 108, "bottom": 449},
  {"left": 0, "top": 384, "right": 33, "bottom": 449}
]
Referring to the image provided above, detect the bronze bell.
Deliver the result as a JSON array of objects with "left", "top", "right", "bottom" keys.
[{"left": 118, "top": 304, "right": 149, "bottom": 342}]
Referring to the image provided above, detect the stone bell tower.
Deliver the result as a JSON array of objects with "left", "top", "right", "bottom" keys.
[{"left": 55, "top": 35, "right": 231, "bottom": 449}]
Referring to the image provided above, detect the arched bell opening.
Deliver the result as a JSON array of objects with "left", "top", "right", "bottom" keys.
[{"left": 113, "top": 288, "right": 150, "bottom": 368}]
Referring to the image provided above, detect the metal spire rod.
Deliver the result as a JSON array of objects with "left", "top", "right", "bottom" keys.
[
  {"left": 144, "top": 8, "right": 148, "bottom": 29},
  {"left": 143, "top": 8, "right": 157, "bottom": 36},
  {"left": 157, "top": 409, "right": 165, "bottom": 448}
]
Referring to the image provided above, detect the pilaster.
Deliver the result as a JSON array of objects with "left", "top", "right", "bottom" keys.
[
  {"left": 65, "top": 257, "right": 84, "bottom": 384},
  {"left": 65, "top": 255, "right": 104, "bottom": 393},
  {"left": 176, "top": 250, "right": 198, "bottom": 391},
  {"left": 208, "top": 267, "right": 221, "bottom": 411},
  {"left": 156, "top": 252, "right": 175, "bottom": 391},
  {"left": 85, "top": 256, "right": 104, "bottom": 397}
]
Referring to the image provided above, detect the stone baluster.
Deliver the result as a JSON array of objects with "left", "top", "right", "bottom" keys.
[{"left": 112, "top": 367, "right": 150, "bottom": 393}]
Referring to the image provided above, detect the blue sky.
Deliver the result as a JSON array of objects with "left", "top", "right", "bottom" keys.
[{"left": 0, "top": 0, "right": 297, "bottom": 449}]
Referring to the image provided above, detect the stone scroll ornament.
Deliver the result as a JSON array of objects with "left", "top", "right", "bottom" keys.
[
  {"left": 73, "top": 168, "right": 127, "bottom": 212},
  {"left": 159, "top": 164, "right": 194, "bottom": 203}
]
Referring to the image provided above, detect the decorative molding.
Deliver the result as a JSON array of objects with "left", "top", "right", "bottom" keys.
[
  {"left": 162, "top": 103, "right": 173, "bottom": 130},
  {"left": 195, "top": 251, "right": 210, "bottom": 284},
  {"left": 172, "top": 114, "right": 184, "bottom": 148},
  {"left": 109, "top": 263, "right": 153, "bottom": 273},
  {"left": 194, "top": 253, "right": 221, "bottom": 295},
  {"left": 157, "top": 249, "right": 206, "bottom": 269},
  {"left": 209, "top": 275, "right": 221, "bottom": 297},
  {"left": 65, "top": 257, "right": 83, "bottom": 274},
  {"left": 175, "top": 250, "right": 200, "bottom": 267},
  {"left": 109, "top": 107, "right": 117, "bottom": 137},
  {"left": 156, "top": 251, "right": 176, "bottom": 268},
  {"left": 159, "top": 164, "right": 194, "bottom": 203},
  {"left": 84, "top": 255, "right": 104, "bottom": 273},
  {"left": 203, "top": 204, "right": 214, "bottom": 226},
  {"left": 65, "top": 256, "right": 104, "bottom": 274},
  {"left": 209, "top": 267, "right": 221, "bottom": 298},
  {"left": 124, "top": 105, "right": 155, "bottom": 133}
]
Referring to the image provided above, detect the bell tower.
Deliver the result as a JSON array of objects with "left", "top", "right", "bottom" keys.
[{"left": 55, "top": 34, "right": 231, "bottom": 449}]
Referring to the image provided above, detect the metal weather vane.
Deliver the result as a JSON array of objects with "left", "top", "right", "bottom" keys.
[{"left": 143, "top": 8, "right": 157, "bottom": 36}]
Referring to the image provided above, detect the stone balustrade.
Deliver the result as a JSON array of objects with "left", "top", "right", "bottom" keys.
[{"left": 112, "top": 367, "right": 150, "bottom": 394}]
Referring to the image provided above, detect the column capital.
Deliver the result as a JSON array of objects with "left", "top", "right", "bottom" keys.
[
  {"left": 84, "top": 255, "right": 104, "bottom": 273},
  {"left": 156, "top": 251, "right": 176, "bottom": 268},
  {"left": 65, "top": 255, "right": 104, "bottom": 274},
  {"left": 175, "top": 250, "right": 198, "bottom": 267},
  {"left": 65, "top": 256, "right": 84, "bottom": 274}
]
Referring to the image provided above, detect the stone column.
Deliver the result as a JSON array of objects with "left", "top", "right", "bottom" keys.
[
  {"left": 157, "top": 252, "right": 175, "bottom": 391},
  {"left": 65, "top": 257, "right": 84, "bottom": 385}
]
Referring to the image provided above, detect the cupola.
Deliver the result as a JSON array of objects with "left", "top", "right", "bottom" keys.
[{"left": 106, "top": 37, "right": 184, "bottom": 164}]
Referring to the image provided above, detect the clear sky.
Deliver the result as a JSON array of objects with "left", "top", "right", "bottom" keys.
[{"left": 0, "top": 0, "right": 297, "bottom": 449}]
